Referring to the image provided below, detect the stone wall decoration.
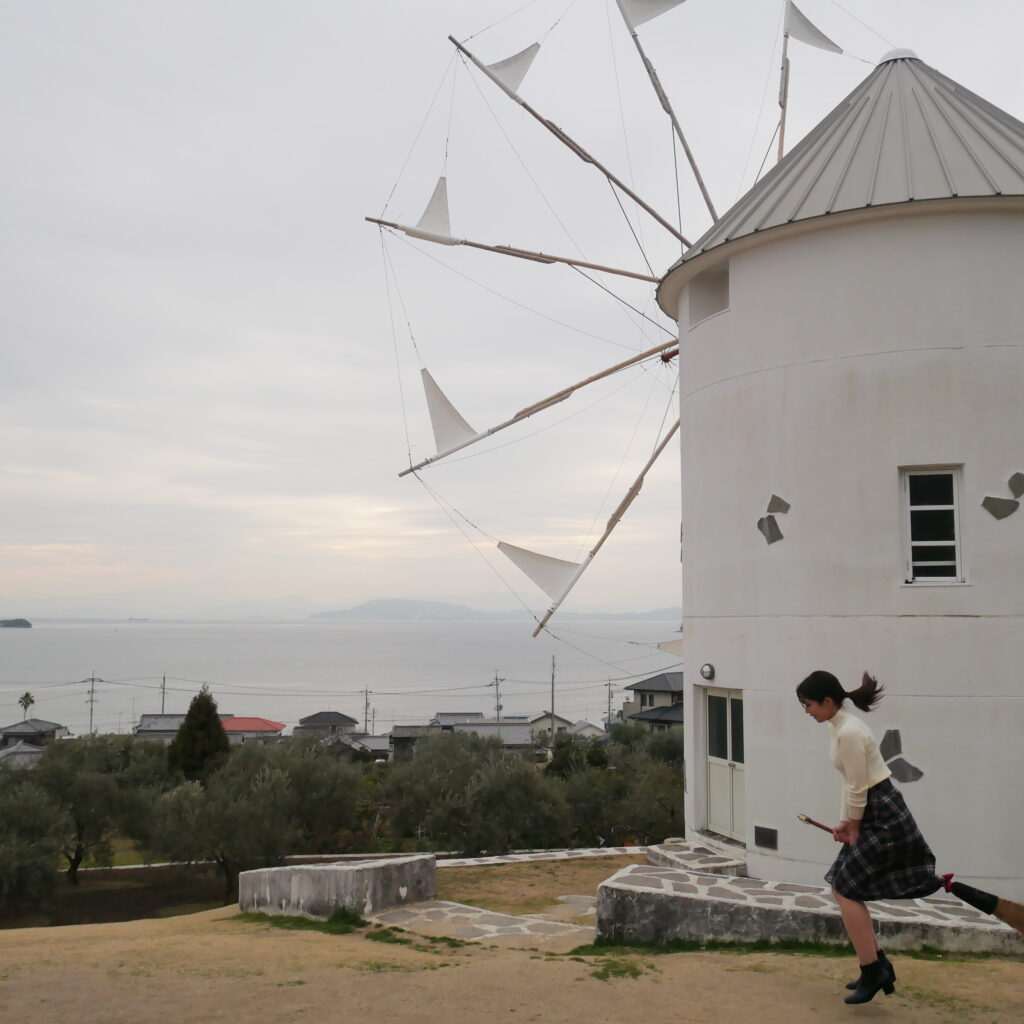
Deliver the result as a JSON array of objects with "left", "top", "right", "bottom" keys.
[
  {"left": 982, "top": 473, "right": 1023, "bottom": 519},
  {"left": 757, "top": 495, "right": 790, "bottom": 543},
  {"left": 982, "top": 496, "right": 1019, "bottom": 520},
  {"left": 757, "top": 515, "right": 783, "bottom": 544},
  {"left": 880, "top": 728, "right": 924, "bottom": 783}
]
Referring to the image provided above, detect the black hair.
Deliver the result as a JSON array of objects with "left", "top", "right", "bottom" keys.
[{"left": 796, "top": 670, "right": 884, "bottom": 713}]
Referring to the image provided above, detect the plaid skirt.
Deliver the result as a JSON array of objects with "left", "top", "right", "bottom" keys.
[{"left": 826, "top": 779, "right": 941, "bottom": 901}]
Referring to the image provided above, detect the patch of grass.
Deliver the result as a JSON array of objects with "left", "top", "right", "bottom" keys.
[
  {"left": 366, "top": 927, "right": 414, "bottom": 945},
  {"left": 275, "top": 980, "right": 307, "bottom": 987},
  {"left": 357, "top": 960, "right": 416, "bottom": 974},
  {"left": 419, "top": 934, "right": 470, "bottom": 948},
  {"left": 590, "top": 958, "right": 644, "bottom": 981},
  {"left": 236, "top": 908, "right": 368, "bottom": 935},
  {"left": 900, "top": 984, "right": 995, "bottom": 1015},
  {"left": 437, "top": 855, "right": 646, "bottom": 916}
]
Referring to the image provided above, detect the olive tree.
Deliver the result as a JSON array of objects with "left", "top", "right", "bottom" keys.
[
  {"left": 34, "top": 734, "right": 173, "bottom": 884},
  {"left": 384, "top": 733, "right": 570, "bottom": 855},
  {"left": 152, "top": 742, "right": 363, "bottom": 902},
  {"left": 0, "top": 774, "right": 67, "bottom": 908}
]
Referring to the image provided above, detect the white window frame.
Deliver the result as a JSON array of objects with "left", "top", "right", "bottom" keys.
[{"left": 901, "top": 466, "right": 964, "bottom": 584}]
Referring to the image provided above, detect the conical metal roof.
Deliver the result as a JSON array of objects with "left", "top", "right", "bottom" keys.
[{"left": 669, "top": 52, "right": 1024, "bottom": 272}]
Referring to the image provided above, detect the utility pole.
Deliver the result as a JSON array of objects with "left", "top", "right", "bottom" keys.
[
  {"left": 363, "top": 689, "right": 370, "bottom": 733},
  {"left": 86, "top": 672, "right": 98, "bottom": 734},
  {"left": 489, "top": 672, "right": 504, "bottom": 739},
  {"left": 550, "top": 655, "right": 556, "bottom": 746},
  {"left": 161, "top": 673, "right": 166, "bottom": 714},
  {"left": 606, "top": 677, "right": 614, "bottom": 729}
]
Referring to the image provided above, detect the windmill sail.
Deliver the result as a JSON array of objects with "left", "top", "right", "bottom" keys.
[
  {"left": 421, "top": 368, "right": 476, "bottom": 453},
  {"left": 403, "top": 177, "right": 456, "bottom": 245},
  {"left": 498, "top": 542, "right": 581, "bottom": 601},
  {"left": 784, "top": 1, "right": 842, "bottom": 53},
  {"left": 397, "top": 338, "right": 677, "bottom": 477},
  {"left": 450, "top": 35, "right": 690, "bottom": 245},
  {"left": 778, "top": 3, "right": 843, "bottom": 162},
  {"left": 613, "top": 0, "right": 717, "bottom": 220},
  {"left": 618, "top": 0, "right": 687, "bottom": 30},
  {"left": 485, "top": 42, "right": 540, "bottom": 95}
]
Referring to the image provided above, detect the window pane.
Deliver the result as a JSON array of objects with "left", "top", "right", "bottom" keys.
[
  {"left": 730, "top": 699, "right": 744, "bottom": 765},
  {"left": 707, "top": 695, "right": 728, "bottom": 759},
  {"left": 913, "top": 563, "right": 958, "bottom": 578},
  {"left": 910, "top": 509, "right": 955, "bottom": 542},
  {"left": 910, "top": 544, "right": 957, "bottom": 561},
  {"left": 909, "top": 473, "right": 953, "bottom": 507}
]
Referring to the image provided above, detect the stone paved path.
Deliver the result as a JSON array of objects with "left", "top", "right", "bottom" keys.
[
  {"left": 371, "top": 847, "right": 651, "bottom": 951},
  {"left": 370, "top": 899, "right": 596, "bottom": 951}
]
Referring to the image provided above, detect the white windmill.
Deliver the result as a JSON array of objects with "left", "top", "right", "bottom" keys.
[{"left": 369, "top": 3, "right": 1024, "bottom": 899}]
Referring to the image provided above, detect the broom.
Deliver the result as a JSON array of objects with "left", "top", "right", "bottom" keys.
[{"left": 796, "top": 814, "right": 1024, "bottom": 936}]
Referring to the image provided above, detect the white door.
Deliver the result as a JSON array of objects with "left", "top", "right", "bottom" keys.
[{"left": 706, "top": 688, "right": 745, "bottom": 841}]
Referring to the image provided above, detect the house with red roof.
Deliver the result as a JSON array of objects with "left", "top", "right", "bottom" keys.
[{"left": 221, "top": 716, "right": 285, "bottom": 745}]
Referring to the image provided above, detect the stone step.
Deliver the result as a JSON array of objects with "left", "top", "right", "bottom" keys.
[
  {"left": 645, "top": 839, "right": 746, "bottom": 875},
  {"left": 596, "top": 864, "right": 1024, "bottom": 954}
]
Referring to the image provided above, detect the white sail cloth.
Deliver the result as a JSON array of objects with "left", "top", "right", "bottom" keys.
[
  {"left": 403, "top": 177, "right": 456, "bottom": 245},
  {"left": 498, "top": 542, "right": 581, "bottom": 601},
  {"left": 616, "top": 0, "right": 687, "bottom": 31},
  {"left": 784, "top": 1, "right": 842, "bottom": 53},
  {"left": 485, "top": 43, "right": 540, "bottom": 94},
  {"left": 421, "top": 368, "right": 476, "bottom": 454}
]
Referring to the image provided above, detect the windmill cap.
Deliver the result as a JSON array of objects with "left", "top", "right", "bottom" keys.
[{"left": 878, "top": 48, "right": 919, "bottom": 64}]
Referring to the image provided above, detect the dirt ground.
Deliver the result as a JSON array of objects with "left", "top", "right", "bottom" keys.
[{"left": 1, "top": 859, "right": 1021, "bottom": 1024}]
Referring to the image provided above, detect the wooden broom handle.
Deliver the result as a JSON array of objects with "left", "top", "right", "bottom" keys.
[{"left": 797, "top": 813, "right": 834, "bottom": 834}]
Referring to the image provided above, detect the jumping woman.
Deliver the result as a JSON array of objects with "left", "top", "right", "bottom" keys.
[{"left": 796, "top": 670, "right": 944, "bottom": 1004}]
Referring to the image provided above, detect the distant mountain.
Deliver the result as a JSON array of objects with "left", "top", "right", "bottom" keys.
[
  {"left": 310, "top": 600, "right": 680, "bottom": 622},
  {"left": 311, "top": 599, "right": 501, "bottom": 621}
]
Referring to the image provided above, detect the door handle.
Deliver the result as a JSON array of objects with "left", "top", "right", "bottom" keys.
[{"left": 728, "top": 762, "right": 736, "bottom": 768}]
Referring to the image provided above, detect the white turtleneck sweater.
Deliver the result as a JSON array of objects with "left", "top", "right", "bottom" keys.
[{"left": 828, "top": 708, "right": 891, "bottom": 822}]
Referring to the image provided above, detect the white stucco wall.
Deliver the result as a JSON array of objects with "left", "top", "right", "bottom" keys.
[{"left": 670, "top": 205, "right": 1024, "bottom": 899}]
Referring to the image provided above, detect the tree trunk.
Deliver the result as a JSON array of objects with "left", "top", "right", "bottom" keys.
[
  {"left": 217, "top": 854, "right": 238, "bottom": 905},
  {"left": 65, "top": 841, "right": 84, "bottom": 885}
]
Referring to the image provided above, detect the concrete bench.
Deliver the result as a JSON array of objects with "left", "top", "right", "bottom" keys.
[{"left": 239, "top": 853, "right": 436, "bottom": 920}]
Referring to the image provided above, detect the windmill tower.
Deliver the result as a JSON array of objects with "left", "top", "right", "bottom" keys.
[{"left": 657, "top": 51, "right": 1024, "bottom": 898}]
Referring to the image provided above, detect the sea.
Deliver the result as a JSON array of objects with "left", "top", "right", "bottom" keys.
[{"left": 0, "top": 618, "right": 682, "bottom": 738}]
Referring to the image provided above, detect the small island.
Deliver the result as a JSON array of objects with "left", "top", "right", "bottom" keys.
[{"left": 0, "top": 618, "right": 32, "bottom": 628}]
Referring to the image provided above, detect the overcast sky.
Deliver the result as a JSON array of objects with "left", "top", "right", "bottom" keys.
[{"left": 2, "top": 0, "right": 1022, "bottom": 621}]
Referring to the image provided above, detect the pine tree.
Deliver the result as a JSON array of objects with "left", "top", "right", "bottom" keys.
[{"left": 167, "top": 686, "right": 230, "bottom": 782}]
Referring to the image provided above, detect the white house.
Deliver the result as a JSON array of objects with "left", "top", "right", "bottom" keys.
[
  {"left": 657, "top": 52, "right": 1024, "bottom": 899},
  {"left": 619, "top": 672, "right": 684, "bottom": 732},
  {"left": 570, "top": 720, "right": 606, "bottom": 740}
]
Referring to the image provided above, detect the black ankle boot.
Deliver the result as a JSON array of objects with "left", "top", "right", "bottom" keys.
[
  {"left": 846, "top": 949, "right": 894, "bottom": 990},
  {"left": 844, "top": 959, "right": 896, "bottom": 1004}
]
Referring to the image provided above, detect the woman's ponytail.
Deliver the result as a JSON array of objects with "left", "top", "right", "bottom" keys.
[{"left": 845, "top": 671, "right": 884, "bottom": 712}]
